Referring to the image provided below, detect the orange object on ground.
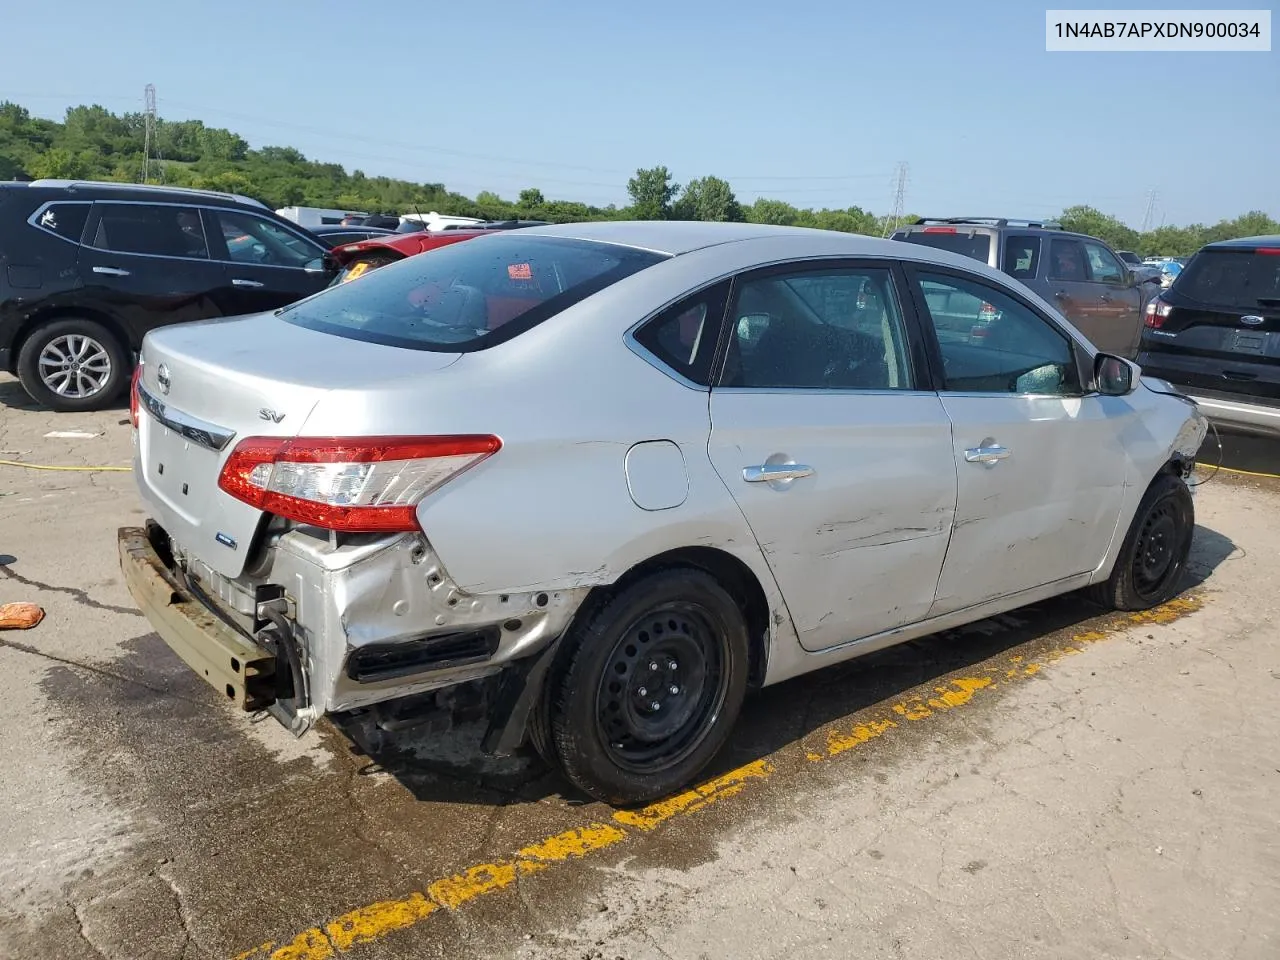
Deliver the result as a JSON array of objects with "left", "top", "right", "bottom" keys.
[{"left": 0, "top": 602, "right": 45, "bottom": 630}]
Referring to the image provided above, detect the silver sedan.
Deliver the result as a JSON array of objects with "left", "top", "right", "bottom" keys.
[{"left": 119, "top": 221, "right": 1207, "bottom": 804}]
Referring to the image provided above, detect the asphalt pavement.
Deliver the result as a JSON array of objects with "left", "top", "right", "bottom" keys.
[{"left": 1, "top": 372, "right": 1278, "bottom": 960}]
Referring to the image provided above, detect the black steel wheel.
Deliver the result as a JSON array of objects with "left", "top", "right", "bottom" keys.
[
  {"left": 546, "top": 568, "right": 750, "bottom": 805},
  {"left": 1089, "top": 471, "right": 1195, "bottom": 611}
]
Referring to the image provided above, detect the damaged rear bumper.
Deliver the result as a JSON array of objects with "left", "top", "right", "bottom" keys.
[{"left": 117, "top": 525, "right": 278, "bottom": 712}]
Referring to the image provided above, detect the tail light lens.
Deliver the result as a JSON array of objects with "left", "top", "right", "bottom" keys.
[
  {"left": 1145, "top": 297, "right": 1174, "bottom": 329},
  {"left": 217, "top": 435, "right": 501, "bottom": 532},
  {"left": 129, "top": 364, "right": 143, "bottom": 428}
]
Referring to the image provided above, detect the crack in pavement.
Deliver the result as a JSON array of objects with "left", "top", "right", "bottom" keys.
[
  {"left": 68, "top": 899, "right": 110, "bottom": 960},
  {"left": 0, "top": 563, "right": 143, "bottom": 618}
]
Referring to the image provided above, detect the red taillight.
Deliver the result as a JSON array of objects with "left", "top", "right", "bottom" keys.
[
  {"left": 129, "top": 365, "right": 143, "bottom": 428},
  {"left": 979, "top": 301, "right": 997, "bottom": 319},
  {"left": 1145, "top": 297, "right": 1174, "bottom": 329},
  {"left": 1255, "top": 247, "right": 1280, "bottom": 256},
  {"left": 217, "top": 435, "right": 501, "bottom": 533},
  {"left": 922, "top": 227, "right": 957, "bottom": 234}
]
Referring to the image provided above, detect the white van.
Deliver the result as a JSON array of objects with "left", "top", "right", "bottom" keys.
[{"left": 275, "top": 206, "right": 368, "bottom": 228}]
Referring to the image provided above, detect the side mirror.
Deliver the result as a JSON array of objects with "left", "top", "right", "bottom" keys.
[
  {"left": 1127, "top": 268, "right": 1139, "bottom": 286},
  {"left": 1095, "top": 353, "right": 1137, "bottom": 396}
]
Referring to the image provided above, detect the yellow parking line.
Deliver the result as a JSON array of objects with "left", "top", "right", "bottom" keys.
[{"left": 232, "top": 593, "right": 1205, "bottom": 960}]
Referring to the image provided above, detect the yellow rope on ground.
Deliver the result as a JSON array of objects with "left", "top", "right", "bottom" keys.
[
  {"left": 0, "top": 459, "right": 132, "bottom": 473},
  {"left": 1214, "top": 464, "right": 1280, "bottom": 480}
]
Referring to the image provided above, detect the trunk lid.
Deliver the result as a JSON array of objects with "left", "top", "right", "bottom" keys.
[{"left": 135, "top": 313, "right": 460, "bottom": 579}]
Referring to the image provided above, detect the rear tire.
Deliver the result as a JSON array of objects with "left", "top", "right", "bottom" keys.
[
  {"left": 546, "top": 569, "right": 750, "bottom": 806},
  {"left": 1088, "top": 472, "right": 1194, "bottom": 611},
  {"left": 16, "top": 317, "right": 129, "bottom": 413}
]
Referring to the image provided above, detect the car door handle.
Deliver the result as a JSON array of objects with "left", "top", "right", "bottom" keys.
[
  {"left": 91, "top": 266, "right": 130, "bottom": 277},
  {"left": 1054, "top": 290, "right": 1068, "bottom": 300},
  {"left": 1100, "top": 293, "right": 1113, "bottom": 303},
  {"left": 231, "top": 278, "right": 264, "bottom": 288},
  {"left": 743, "top": 464, "right": 815, "bottom": 483},
  {"left": 964, "top": 444, "right": 1011, "bottom": 466}
]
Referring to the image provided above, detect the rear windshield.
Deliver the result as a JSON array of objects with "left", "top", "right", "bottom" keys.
[
  {"left": 898, "top": 229, "right": 992, "bottom": 264},
  {"left": 1175, "top": 248, "right": 1280, "bottom": 307},
  {"left": 281, "top": 234, "right": 667, "bottom": 352}
]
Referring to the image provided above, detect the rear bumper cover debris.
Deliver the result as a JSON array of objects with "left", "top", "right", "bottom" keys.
[{"left": 117, "top": 525, "right": 278, "bottom": 711}]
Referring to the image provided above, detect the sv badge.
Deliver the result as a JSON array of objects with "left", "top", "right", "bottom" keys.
[{"left": 259, "top": 408, "right": 285, "bottom": 423}]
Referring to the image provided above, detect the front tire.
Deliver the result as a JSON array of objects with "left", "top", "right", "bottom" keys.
[
  {"left": 546, "top": 569, "right": 750, "bottom": 806},
  {"left": 16, "top": 318, "right": 129, "bottom": 413},
  {"left": 1089, "top": 472, "right": 1195, "bottom": 611}
]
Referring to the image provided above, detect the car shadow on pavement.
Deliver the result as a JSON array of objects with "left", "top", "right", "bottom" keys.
[
  {"left": 331, "top": 521, "right": 1240, "bottom": 809},
  {"left": 0, "top": 375, "right": 129, "bottom": 415}
]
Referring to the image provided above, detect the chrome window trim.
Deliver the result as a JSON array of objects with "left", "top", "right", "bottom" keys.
[
  {"left": 30, "top": 198, "right": 327, "bottom": 270},
  {"left": 137, "top": 380, "right": 237, "bottom": 452},
  {"left": 25, "top": 200, "right": 95, "bottom": 246}
]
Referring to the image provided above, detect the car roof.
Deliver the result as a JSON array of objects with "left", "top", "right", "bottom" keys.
[
  {"left": 515, "top": 220, "right": 919, "bottom": 257},
  {"left": 1203, "top": 235, "right": 1280, "bottom": 250},
  {"left": 14, "top": 178, "right": 269, "bottom": 209}
]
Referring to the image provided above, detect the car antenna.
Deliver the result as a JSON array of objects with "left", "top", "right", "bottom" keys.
[{"left": 412, "top": 204, "right": 427, "bottom": 233}]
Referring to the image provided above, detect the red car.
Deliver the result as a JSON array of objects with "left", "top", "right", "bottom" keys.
[
  {"left": 327, "top": 220, "right": 551, "bottom": 285},
  {"left": 328, "top": 230, "right": 495, "bottom": 285}
]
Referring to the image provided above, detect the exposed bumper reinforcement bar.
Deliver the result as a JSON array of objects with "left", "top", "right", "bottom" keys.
[{"left": 117, "top": 526, "right": 278, "bottom": 711}]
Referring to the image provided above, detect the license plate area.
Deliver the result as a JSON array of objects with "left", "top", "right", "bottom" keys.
[
  {"left": 145, "top": 422, "right": 219, "bottom": 517},
  {"left": 1232, "top": 330, "right": 1267, "bottom": 354}
]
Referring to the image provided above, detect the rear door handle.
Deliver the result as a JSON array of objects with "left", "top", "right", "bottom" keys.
[
  {"left": 231, "top": 278, "right": 264, "bottom": 288},
  {"left": 743, "top": 464, "right": 814, "bottom": 483},
  {"left": 964, "top": 444, "right": 1011, "bottom": 466},
  {"left": 1099, "top": 293, "right": 1113, "bottom": 303},
  {"left": 92, "top": 266, "right": 130, "bottom": 277}
]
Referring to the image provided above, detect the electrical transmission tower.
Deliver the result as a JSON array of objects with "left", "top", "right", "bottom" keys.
[
  {"left": 1140, "top": 188, "right": 1159, "bottom": 232},
  {"left": 141, "top": 84, "right": 163, "bottom": 184},
  {"left": 884, "top": 161, "right": 909, "bottom": 236}
]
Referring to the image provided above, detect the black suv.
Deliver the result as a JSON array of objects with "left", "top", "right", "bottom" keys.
[
  {"left": 891, "top": 217, "right": 1158, "bottom": 359},
  {"left": 1137, "top": 236, "right": 1280, "bottom": 438},
  {"left": 0, "top": 179, "right": 333, "bottom": 411}
]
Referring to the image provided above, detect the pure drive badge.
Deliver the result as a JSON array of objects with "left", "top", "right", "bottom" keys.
[{"left": 215, "top": 532, "right": 238, "bottom": 550}]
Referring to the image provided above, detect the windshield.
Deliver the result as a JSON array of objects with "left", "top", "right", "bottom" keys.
[
  {"left": 1175, "top": 248, "right": 1280, "bottom": 307},
  {"left": 898, "top": 230, "right": 992, "bottom": 264},
  {"left": 281, "top": 234, "right": 667, "bottom": 352}
]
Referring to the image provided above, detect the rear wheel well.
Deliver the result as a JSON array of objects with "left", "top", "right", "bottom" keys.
[
  {"left": 10, "top": 307, "right": 133, "bottom": 374},
  {"left": 588, "top": 547, "right": 773, "bottom": 690}
]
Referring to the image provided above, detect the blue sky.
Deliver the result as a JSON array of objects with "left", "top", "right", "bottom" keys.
[{"left": 2, "top": 0, "right": 1276, "bottom": 226}]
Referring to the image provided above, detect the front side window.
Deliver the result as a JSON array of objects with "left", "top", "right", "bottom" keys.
[
  {"left": 916, "top": 271, "right": 1080, "bottom": 396},
  {"left": 215, "top": 210, "right": 323, "bottom": 268},
  {"left": 1083, "top": 240, "right": 1125, "bottom": 283},
  {"left": 280, "top": 234, "right": 666, "bottom": 352},
  {"left": 91, "top": 203, "right": 208, "bottom": 259},
  {"left": 719, "top": 266, "right": 914, "bottom": 390}
]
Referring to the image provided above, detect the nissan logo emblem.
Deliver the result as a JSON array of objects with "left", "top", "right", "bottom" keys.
[{"left": 156, "top": 363, "right": 171, "bottom": 395}]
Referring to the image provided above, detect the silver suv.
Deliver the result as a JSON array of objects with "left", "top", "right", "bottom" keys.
[{"left": 892, "top": 218, "right": 1154, "bottom": 359}]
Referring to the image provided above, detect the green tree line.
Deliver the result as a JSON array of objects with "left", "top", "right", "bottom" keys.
[{"left": 2, "top": 102, "right": 1275, "bottom": 257}]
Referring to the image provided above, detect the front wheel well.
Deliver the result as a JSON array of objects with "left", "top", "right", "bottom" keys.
[{"left": 588, "top": 546, "right": 773, "bottom": 690}]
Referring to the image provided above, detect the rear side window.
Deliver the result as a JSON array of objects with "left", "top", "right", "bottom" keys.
[
  {"left": 632, "top": 281, "right": 730, "bottom": 386},
  {"left": 90, "top": 203, "right": 209, "bottom": 259},
  {"left": 1002, "top": 235, "right": 1041, "bottom": 280},
  {"left": 1047, "top": 238, "right": 1088, "bottom": 281},
  {"left": 1175, "top": 249, "right": 1280, "bottom": 307},
  {"left": 281, "top": 234, "right": 667, "bottom": 352},
  {"left": 898, "top": 229, "right": 992, "bottom": 263},
  {"left": 32, "top": 203, "right": 91, "bottom": 243}
]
